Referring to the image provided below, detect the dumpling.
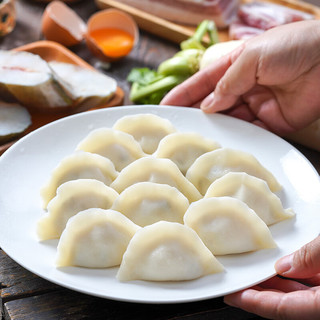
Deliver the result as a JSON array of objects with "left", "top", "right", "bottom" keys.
[
  {"left": 117, "top": 221, "right": 224, "bottom": 281},
  {"left": 37, "top": 179, "right": 119, "bottom": 240},
  {"left": 111, "top": 182, "right": 189, "bottom": 226},
  {"left": 56, "top": 208, "right": 140, "bottom": 268},
  {"left": 40, "top": 151, "right": 118, "bottom": 208},
  {"left": 154, "top": 132, "right": 221, "bottom": 175},
  {"left": 184, "top": 197, "right": 277, "bottom": 255},
  {"left": 76, "top": 128, "right": 146, "bottom": 171},
  {"left": 110, "top": 157, "right": 202, "bottom": 203},
  {"left": 186, "top": 148, "right": 282, "bottom": 195},
  {"left": 204, "top": 172, "right": 294, "bottom": 225},
  {"left": 113, "top": 114, "right": 177, "bottom": 154}
]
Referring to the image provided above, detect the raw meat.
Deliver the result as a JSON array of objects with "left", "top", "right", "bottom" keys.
[
  {"left": 116, "top": 0, "right": 240, "bottom": 28},
  {"left": 238, "top": 2, "right": 314, "bottom": 30},
  {"left": 229, "top": 1, "right": 314, "bottom": 40},
  {"left": 229, "top": 18, "right": 264, "bottom": 40}
]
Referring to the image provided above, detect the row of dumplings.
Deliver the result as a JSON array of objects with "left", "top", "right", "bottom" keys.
[
  {"left": 37, "top": 114, "right": 294, "bottom": 282},
  {"left": 40, "top": 113, "right": 282, "bottom": 207}
]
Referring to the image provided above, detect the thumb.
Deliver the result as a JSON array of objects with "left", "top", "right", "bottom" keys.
[
  {"left": 200, "top": 43, "right": 257, "bottom": 113},
  {"left": 275, "top": 236, "right": 320, "bottom": 278}
]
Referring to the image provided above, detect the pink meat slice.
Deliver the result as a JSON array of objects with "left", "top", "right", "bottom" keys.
[
  {"left": 229, "top": 19, "right": 264, "bottom": 40},
  {"left": 116, "top": 0, "right": 241, "bottom": 28},
  {"left": 238, "top": 2, "right": 314, "bottom": 30}
]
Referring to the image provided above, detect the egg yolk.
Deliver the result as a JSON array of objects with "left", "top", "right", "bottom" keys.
[{"left": 89, "top": 28, "right": 134, "bottom": 58}]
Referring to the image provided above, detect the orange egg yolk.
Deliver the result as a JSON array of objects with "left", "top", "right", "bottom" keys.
[{"left": 89, "top": 28, "right": 134, "bottom": 58}]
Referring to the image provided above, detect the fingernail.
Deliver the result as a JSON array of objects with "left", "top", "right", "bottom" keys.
[
  {"left": 200, "top": 92, "right": 215, "bottom": 111},
  {"left": 275, "top": 253, "right": 293, "bottom": 275}
]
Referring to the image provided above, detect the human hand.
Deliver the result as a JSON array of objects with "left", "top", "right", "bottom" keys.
[
  {"left": 160, "top": 20, "right": 320, "bottom": 136},
  {"left": 224, "top": 236, "right": 320, "bottom": 320}
]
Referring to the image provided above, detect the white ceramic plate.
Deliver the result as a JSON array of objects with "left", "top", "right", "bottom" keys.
[{"left": 1, "top": 105, "right": 320, "bottom": 304}]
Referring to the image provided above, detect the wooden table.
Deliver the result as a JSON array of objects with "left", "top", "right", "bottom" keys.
[{"left": 0, "top": 1, "right": 319, "bottom": 319}]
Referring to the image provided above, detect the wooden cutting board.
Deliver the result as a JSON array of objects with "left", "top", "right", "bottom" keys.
[{"left": 95, "top": 0, "right": 320, "bottom": 44}]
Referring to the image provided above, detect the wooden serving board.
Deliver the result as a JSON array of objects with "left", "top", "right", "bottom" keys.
[
  {"left": 0, "top": 41, "right": 124, "bottom": 155},
  {"left": 95, "top": 0, "right": 320, "bottom": 44}
]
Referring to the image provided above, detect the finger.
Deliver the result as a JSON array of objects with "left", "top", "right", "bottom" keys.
[
  {"left": 252, "top": 119, "right": 270, "bottom": 131},
  {"left": 200, "top": 44, "right": 258, "bottom": 113},
  {"left": 242, "top": 88, "right": 295, "bottom": 135},
  {"left": 259, "top": 276, "right": 310, "bottom": 292},
  {"left": 160, "top": 52, "right": 233, "bottom": 107},
  {"left": 224, "top": 103, "right": 256, "bottom": 122},
  {"left": 276, "top": 236, "right": 320, "bottom": 278},
  {"left": 300, "top": 274, "right": 320, "bottom": 286},
  {"left": 200, "top": 92, "right": 215, "bottom": 113},
  {"left": 190, "top": 101, "right": 201, "bottom": 109},
  {"left": 224, "top": 288, "right": 320, "bottom": 320}
]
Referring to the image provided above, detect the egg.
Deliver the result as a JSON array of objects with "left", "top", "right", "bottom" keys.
[
  {"left": 86, "top": 9, "right": 139, "bottom": 62},
  {"left": 41, "top": 1, "right": 87, "bottom": 47}
]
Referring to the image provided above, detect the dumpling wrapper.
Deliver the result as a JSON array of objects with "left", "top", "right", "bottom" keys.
[
  {"left": 112, "top": 182, "right": 189, "bottom": 226},
  {"left": 113, "top": 113, "right": 177, "bottom": 154},
  {"left": 110, "top": 157, "right": 202, "bottom": 203},
  {"left": 41, "top": 151, "right": 118, "bottom": 208},
  {"left": 56, "top": 209, "right": 140, "bottom": 268},
  {"left": 205, "top": 172, "right": 294, "bottom": 225},
  {"left": 76, "top": 128, "right": 146, "bottom": 171},
  {"left": 117, "top": 221, "right": 223, "bottom": 281},
  {"left": 37, "top": 179, "right": 119, "bottom": 240},
  {"left": 154, "top": 132, "right": 221, "bottom": 175},
  {"left": 186, "top": 148, "right": 282, "bottom": 195},
  {"left": 184, "top": 197, "right": 277, "bottom": 255}
]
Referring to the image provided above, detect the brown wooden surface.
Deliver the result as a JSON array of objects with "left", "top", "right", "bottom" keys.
[
  {"left": 0, "top": 250, "right": 259, "bottom": 320},
  {"left": 0, "top": 1, "right": 319, "bottom": 320}
]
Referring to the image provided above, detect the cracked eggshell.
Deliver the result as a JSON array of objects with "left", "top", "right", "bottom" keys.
[
  {"left": 41, "top": 1, "right": 87, "bottom": 47},
  {"left": 85, "top": 9, "right": 139, "bottom": 62}
]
